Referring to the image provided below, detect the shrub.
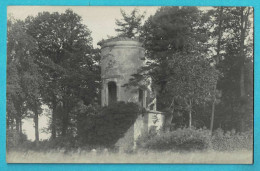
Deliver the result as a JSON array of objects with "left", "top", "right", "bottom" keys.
[
  {"left": 39, "top": 136, "right": 77, "bottom": 150},
  {"left": 136, "top": 126, "right": 158, "bottom": 149},
  {"left": 6, "top": 129, "right": 28, "bottom": 150},
  {"left": 212, "top": 128, "right": 253, "bottom": 151},
  {"left": 137, "top": 127, "right": 211, "bottom": 151},
  {"left": 78, "top": 101, "right": 143, "bottom": 147}
]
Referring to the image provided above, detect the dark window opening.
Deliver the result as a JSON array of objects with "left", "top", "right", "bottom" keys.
[
  {"left": 139, "top": 88, "right": 144, "bottom": 107},
  {"left": 108, "top": 81, "right": 117, "bottom": 105},
  {"left": 149, "top": 104, "right": 154, "bottom": 110}
]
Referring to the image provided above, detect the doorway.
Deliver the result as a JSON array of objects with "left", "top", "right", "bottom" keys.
[{"left": 108, "top": 81, "right": 117, "bottom": 105}]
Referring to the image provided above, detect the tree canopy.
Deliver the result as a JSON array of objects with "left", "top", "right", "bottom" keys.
[
  {"left": 7, "top": 9, "right": 101, "bottom": 143},
  {"left": 7, "top": 18, "right": 42, "bottom": 141},
  {"left": 25, "top": 9, "right": 101, "bottom": 138},
  {"left": 115, "top": 8, "right": 145, "bottom": 38},
  {"left": 132, "top": 7, "right": 218, "bottom": 128}
]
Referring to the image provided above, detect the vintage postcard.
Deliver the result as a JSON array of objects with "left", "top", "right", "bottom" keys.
[{"left": 6, "top": 6, "right": 253, "bottom": 163}]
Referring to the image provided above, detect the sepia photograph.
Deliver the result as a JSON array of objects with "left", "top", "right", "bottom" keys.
[{"left": 6, "top": 6, "right": 253, "bottom": 163}]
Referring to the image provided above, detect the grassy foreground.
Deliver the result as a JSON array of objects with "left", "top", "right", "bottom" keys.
[{"left": 6, "top": 150, "right": 253, "bottom": 164}]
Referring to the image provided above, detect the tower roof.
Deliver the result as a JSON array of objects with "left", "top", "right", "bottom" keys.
[{"left": 97, "top": 37, "right": 143, "bottom": 48}]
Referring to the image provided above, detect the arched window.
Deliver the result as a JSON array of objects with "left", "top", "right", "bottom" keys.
[{"left": 108, "top": 81, "right": 117, "bottom": 105}]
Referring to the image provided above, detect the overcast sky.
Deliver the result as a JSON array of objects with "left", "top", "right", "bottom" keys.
[{"left": 8, "top": 6, "right": 159, "bottom": 48}]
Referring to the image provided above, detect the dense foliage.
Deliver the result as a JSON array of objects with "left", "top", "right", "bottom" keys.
[
  {"left": 7, "top": 18, "right": 43, "bottom": 142},
  {"left": 210, "top": 7, "right": 253, "bottom": 132},
  {"left": 211, "top": 128, "right": 253, "bottom": 151},
  {"left": 115, "top": 8, "right": 145, "bottom": 38},
  {"left": 136, "top": 127, "right": 252, "bottom": 152},
  {"left": 137, "top": 128, "right": 212, "bottom": 151},
  {"left": 7, "top": 130, "right": 28, "bottom": 150},
  {"left": 77, "top": 102, "right": 142, "bottom": 148},
  {"left": 25, "top": 9, "right": 101, "bottom": 139},
  {"left": 128, "top": 7, "right": 219, "bottom": 129},
  {"left": 122, "top": 7, "right": 253, "bottom": 132},
  {"left": 7, "top": 9, "right": 101, "bottom": 144}
]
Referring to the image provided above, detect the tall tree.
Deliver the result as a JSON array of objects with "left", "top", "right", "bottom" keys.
[
  {"left": 129, "top": 7, "right": 219, "bottom": 128},
  {"left": 25, "top": 9, "right": 100, "bottom": 138},
  {"left": 205, "top": 7, "right": 253, "bottom": 132},
  {"left": 237, "top": 7, "right": 252, "bottom": 132},
  {"left": 115, "top": 8, "right": 145, "bottom": 38},
  {"left": 7, "top": 18, "right": 42, "bottom": 143},
  {"left": 21, "top": 55, "right": 42, "bottom": 143},
  {"left": 207, "top": 7, "right": 224, "bottom": 133}
]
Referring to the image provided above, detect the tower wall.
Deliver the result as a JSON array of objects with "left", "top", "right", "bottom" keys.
[
  {"left": 99, "top": 38, "right": 145, "bottom": 106},
  {"left": 99, "top": 38, "right": 164, "bottom": 152}
]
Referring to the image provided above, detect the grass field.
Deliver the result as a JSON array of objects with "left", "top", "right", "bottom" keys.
[{"left": 6, "top": 149, "right": 253, "bottom": 164}]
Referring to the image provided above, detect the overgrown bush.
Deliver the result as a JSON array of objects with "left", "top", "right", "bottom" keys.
[
  {"left": 136, "top": 126, "right": 158, "bottom": 149},
  {"left": 39, "top": 136, "right": 77, "bottom": 150},
  {"left": 137, "top": 127, "right": 211, "bottom": 151},
  {"left": 212, "top": 128, "right": 253, "bottom": 151},
  {"left": 78, "top": 101, "right": 143, "bottom": 147},
  {"left": 6, "top": 129, "right": 28, "bottom": 150},
  {"left": 137, "top": 127, "right": 253, "bottom": 152}
]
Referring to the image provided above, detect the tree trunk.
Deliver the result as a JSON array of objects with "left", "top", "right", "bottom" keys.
[
  {"left": 239, "top": 7, "right": 250, "bottom": 131},
  {"left": 61, "top": 112, "right": 69, "bottom": 137},
  {"left": 239, "top": 7, "right": 248, "bottom": 98},
  {"left": 7, "top": 116, "right": 10, "bottom": 130},
  {"left": 61, "top": 115, "right": 67, "bottom": 136},
  {"left": 61, "top": 100, "right": 69, "bottom": 137},
  {"left": 51, "top": 100, "right": 57, "bottom": 139},
  {"left": 15, "top": 116, "right": 20, "bottom": 133},
  {"left": 215, "top": 7, "right": 223, "bottom": 64},
  {"left": 210, "top": 87, "right": 216, "bottom": 133},
  {"left": 34, "top": 110, "right": 39, "bottom": 144},
  {"left": 188, "top": 99, "right": 192, "bottom": 128},
  {"left": 165, "top": 98, "right": 175, "bottom": 132},
  {"left": 165, "top": 114, "right": 174, "bottom": 132},
  {"left": 240, "top": 65, "right": 245, "bottom": 97},
  {"left": 19, "top": 119, "right": 22, "bottom": 134},
  {"left": 11, "top": 117, "right": 14, "bottom": 130},
  {"left": 210, "top": 7, "right": 223, "bottom": 134}
]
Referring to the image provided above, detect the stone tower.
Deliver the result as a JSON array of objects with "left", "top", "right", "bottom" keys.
[
  {"left": 99, "top": 37, "right": 146, "bottom": 106},
  {"left": 98, "top": 37, "right": 164, "bottom": 151}
]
